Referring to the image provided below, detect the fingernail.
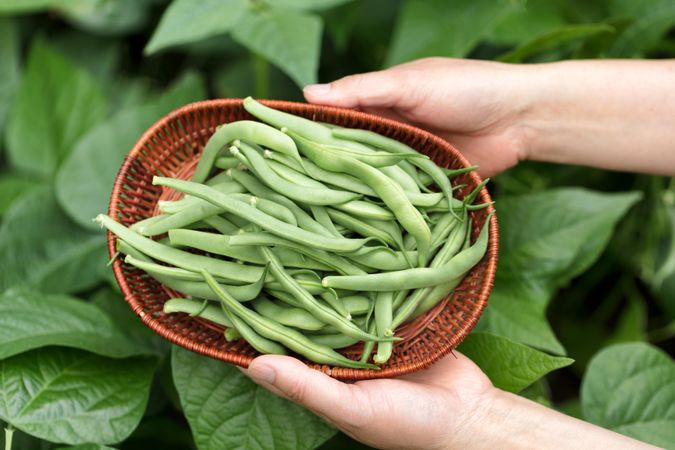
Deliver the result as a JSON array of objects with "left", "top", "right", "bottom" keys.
[
  {"left": 248, "top": 363, "right": 276, "bottom": 385},
  {"left": 303, "top": 83, "right": 331, "bottom": 97}
]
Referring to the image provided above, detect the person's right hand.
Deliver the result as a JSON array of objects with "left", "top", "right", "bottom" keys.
[{"left": 303, "top": 58, "right": 537, "bottom": 177}]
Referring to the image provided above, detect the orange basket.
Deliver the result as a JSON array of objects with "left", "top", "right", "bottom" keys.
[{"left": 107, "top": 99, "right": 498, "bottom": 380}]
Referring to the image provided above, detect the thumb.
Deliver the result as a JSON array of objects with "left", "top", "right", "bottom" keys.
[
  {"left": 245, "top": 355, "right": 364, "bottom": 426},
  {"left": 303, "top": 70, "right": 405, "bottom": 109}
]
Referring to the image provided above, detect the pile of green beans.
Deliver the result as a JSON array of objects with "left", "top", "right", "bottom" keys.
[{"left": 98, "top": 97, "right": 493, "bottom": 369}]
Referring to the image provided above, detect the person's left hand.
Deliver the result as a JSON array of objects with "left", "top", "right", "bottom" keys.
[{"left": 243, "top": 352, "right": 494, "bottom": 450}]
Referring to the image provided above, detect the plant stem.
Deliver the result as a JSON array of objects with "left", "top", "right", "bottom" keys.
[
  {"left": 253, "top": 52, "right": 269, "bottom": 99},
  {"left": 648, "top": 320, "right": 675, "bottom": 343},
  {"left": 4, "top": 425, "right": 13, "bottom": 450}
]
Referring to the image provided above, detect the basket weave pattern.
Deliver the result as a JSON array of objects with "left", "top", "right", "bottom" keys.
[{"left": 108, "top": 99, "right": 498, "bottom": 380}]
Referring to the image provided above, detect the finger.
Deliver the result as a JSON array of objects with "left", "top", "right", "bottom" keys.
[
  {"left": 245, "top": 355, "right": 366, "bottom": 426},
  {"left": 303, "top": 70, "right": 411, "bottom": 110}
]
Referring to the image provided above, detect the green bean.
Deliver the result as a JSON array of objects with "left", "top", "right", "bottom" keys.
[
  {"left": 130, "top": 214, "right": 169, "bottom": 232},
  {"left": 228, "top": 169, "right": 338, "bottom": 238},
  {"left": 417, "top": 165, "right": 480, "bottom": 186},
  {"left": 168, "top": 228, "right": 333, "bottom": 271},
  {"left": 191, "top": 120, "right": 302, "bottom": 183},
  {"left": 346, "top": 246, "right": 418, "bottom": 271},
  {"left": 97, "top": 214, "right": 265, "bottom": 283},
  {"left": 290, "top": 131, "right": 431, "bottom": 266},
  {"left": 360, "top": 322, "right": 378, "bottom": 363},
  {"left": 224, "top": 327, "right": 242, "bottom": 342},
  {"left": 226, "top": 231, "right": 365, "bottom": 276},
  {"left": 322, "top": 213, "right": 491, "bottom": 292},
  {"left": 374, "top": 291, "right": 394, "bottom": 364},
  {"left": 203, "top": 216, "right": 239, "bottom": 235},
  {"left": 310, "top": 205, "right": 343, "bottom": 238},
  {"left": 202, "top": 269, "right": 378, "bottom": 369},
  {"left": 214, "top": 156, "right": 241, "bottom": 170},
  {"left": 219, "top": 300, "right": 289, "bottom": 355},
  {"left": 409, "top": 276, "right": 463, "bottom": 320},
  {"left": 333, "top": 200, "right": 394, "bottom": 221},
  {"left": 266, "top": 157, "right": 326, "bottom": 188},
  {"left": 326, "top": 208, "right": 395, "bottom": 247},
  {"left": 266, "top": 288, "right": 302, "bottom": 307},
  {"left": 430, "top": 211, "right": 463, "bottom": 253},
  {"left": 153, "top": 177, "right": 370, "bottom": 253},
  {"left": 233, "top": 142, "right": 361, "bottom": 205},
  {"left": 332, "top": 127, "right": 461, "bottom": 212},
  {"left": 390, "top": 216, "right": 481, "bottom": 331},
  {"left": 258, "top": 246, "right": 392, "bottom": 342},
  {"left": 163, "top": 298, "right": 233, "bottom": 327},
  {"left": 307, "top": 334, "right": 359, "bottom": 349},
  {"left": 252, "top": 297, "right": 325, "bottom": 331},
  {"left": 320, "top": 290, "right": 350, "bottom": 319},
  {"left": 341, "top": 295, "right": 371, "bottom": 315},
  {"left": 311, "top": 142, "right": 428, "bottom": 168},
  {"left": 124, "top": 254, "right": 266, "bottom": 302}
]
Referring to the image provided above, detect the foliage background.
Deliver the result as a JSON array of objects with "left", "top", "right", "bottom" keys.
[{"left": 0, "top": 0, "right": 674, "bottom": 448}]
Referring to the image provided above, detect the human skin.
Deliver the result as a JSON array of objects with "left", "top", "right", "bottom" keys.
[{"left": 244, "top": 58, "right": 674, "bottom": 449}]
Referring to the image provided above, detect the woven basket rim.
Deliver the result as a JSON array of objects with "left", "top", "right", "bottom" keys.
[{"left": 107, "top": 98, "right": 499, "bottom": 380}]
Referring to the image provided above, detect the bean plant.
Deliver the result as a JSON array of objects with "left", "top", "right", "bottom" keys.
[{"left": 0, "top": 0, "right": 673, "bottom": 449}]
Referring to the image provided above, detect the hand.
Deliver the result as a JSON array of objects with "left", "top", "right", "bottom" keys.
[
  {"left": 303, "top": 58, "right": 537, "bottom": 177},
  {"left": 245, "top": 352, "right": 494, "bottom": 450}
]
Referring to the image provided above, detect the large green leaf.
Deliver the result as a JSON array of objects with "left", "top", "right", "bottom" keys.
[
  {"left": 609, "top": 0, "right": 675, "bottom": 56},
  {"left": 58, "top": 0, "right": 151, "bottom": 35},
  {"left": 232, "top": 8, "right": 322, "bottom": 87},
  {"left": 172, "top": 346, "right": 336, "bottom": 450},
  {"left": 0, "top": 348, "right": 155, "bottom": 445},
  {"left": 55, "top": 72, "right": 206, "bottom": 230},
  {"left": 459, "top": 332, "right": 573, "bottom": 392},
  {"left": 5, "top": 39, "right": 107, "bottom": 177},
  {"left": 0, "top": 288, "right": 159, "bottom": 359},
  {"left": 145, "top": 0, "right": 248, "bottom": 55},
  {"left": 581, "top": 343, "right": 675, "bottom": 447},
  {"left": 498, "top": 24, "right": 614, "bottom": 62},
  {"left": 0, "top": 18, "right": 20, "bottom": 142},
  {"left": 0, "top": 174, "right": 42, "bottom": 217},
  {"left": 0, "top": 187, "right": 106, "bottom": 294},
  {"left": 478, "top": 188, "right": 641, "bottom": 354},
  {"left": 385, "top": 0, "right": 525, "bottom": 67},
  {"left": 0, "top": 0, "right": 52, "bottom": 13},
  {"left": 488, "top": 0, "right": 567, "bottom": 45},
  {"left": 270, "top": 0, "right": 354, "bottom": 10}
]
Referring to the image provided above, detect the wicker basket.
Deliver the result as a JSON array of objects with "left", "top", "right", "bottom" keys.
[{"left": 107, "top": 99, "right": 498, "bottom": 380}]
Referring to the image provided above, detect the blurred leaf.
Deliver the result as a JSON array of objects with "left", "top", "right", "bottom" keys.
[
  {"left": 652, "top": 205, "right": 675, "bottom": 289},
  {"left": 605, "top": 296, "right": 648, "bottom": 345},
  {"left": 609, "top": 0, "right": 675, "bottom": 56},
  {"left": 0, "top": 187, "right": 106, "bottom": 294},
  {"left": 55, "top": 445, "right": 117, "bottom": 450},
  {"left": 52, "top": 31, "right": 121, "bottom": 80},
  {"left": 145, "top": 0, "right": 248, "bottom": 55},
  {"left": 385, "top": 0, "right": 525, "bottom": 67},
  {"left": 0, "top": 174, "right": 42, "bottom": 217},
  {"left": 460, "top": 332, "right": 573, "bottom": 392},
  {"left": 0, "top": 18, "right": 20, "bottom": 143},
  {"left": 318, "top": 433, "right": 374, "bottom": 450},
  {"left": 581, "top": 342, "right": 675, "bottom": 447},
  {"left": 0, "top": 288, "right": 160, "bottom": 359},
  {"left": 0, "top": 348, "right": 156, "bottom": 445},
  {"left": 0, "top": 0, "right": 53, "bottom": 13},
  {"left": 59, "top": 0, "right": 152, "bottom": 35},
  {"left": 120, "top": 417, "right": 195, "bottom": 450},
  {"left": 90, "top": 288, "right": 168, "bottom": 356},
  {"left": 172, "top": 346, "right": 336, "bottom": 450},
  {"left": 232, "top": 8, "right": 322, "bottom": 87},
  {"left": 270, "top": 0, "right": 354, "bottom": 10},
  {"left": 498, "top": 24, "right": 614, "bottom": 62},
  {"left": 5, "top": 39, "right": 107, "bottom": 177},
  {"left": 489, "top": 0, "right": 567, "bottom": 45},
  {"left": 55, "top": 72, "right": 206, "bottom": 230},
  {"left": 478, "top": 189, "right": 641, "bottom": 353},
  {"left": 518, "top": 379, "right": 552, "bottom": 407},
  {"left": 557, "top": 398, "right": 583, "bottom": 419}
]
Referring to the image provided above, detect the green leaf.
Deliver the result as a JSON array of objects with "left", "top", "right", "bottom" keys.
[
  {"left": 581, "top": 342, "right": 675, "bottom": 447},
  {"left": 0, "top": 0, "right": 53, "bottom": 13},
  {"left": 145, "top": 0, "right": 248, "bottom": 55},
  {"left": 609, "top": 0, "right": 675, "bottom": 56},
  {"left": 90, "top": 288, "right": 167, "bottom": 356},
  {"left": 488, "top": 0, "right": 567, "bottom": 45},
  {"left": 479, "top": 188, "right": 641, "bottom": 353},
  {"left": 172, "top": 346, "right": 336, "bottom": 450},
  {"left": 0, "top": 348, "right": 156, "bottom": 446},
  {"left": 58, "top": 0, "right": 151, "bottom": 35},
  {"left": 55, "top": 72, "right": 206, "bottom": 230},
  {"left": 5, "top": 39, "right": 107, "bottom": 177},
  {"left": 0, "top": 174, "right": 42, "bottom": 217},
  {"left": 498, "top": 24, "right": 614, "bottom": 62},
  {"left": 0, "top": 18, "right": 20, "bottom": 142},
  {"left": 232, "top": 8, "right": 322, "bottom": 87},
  {"left": 269, "top": 0, "right": 354, "bottom": 10},
  {"left": 0, "top": 187, "right": 106, "bottom": 294},
  {"left": 605, "top": 296, "right": 647, "bottom": 345},
  {"left": 55, "top": 445, "right": 117, "bottom": 450},
  {"left": 459, "top": 332, "right": 573, "bottom": 392},
  {"left": 0, "top": 288, "right": 159, "bottom": 359},
  {"left": 52, "top": 31, "right": 121, "bottom": 80},
  {"left": 385, "top": 0, "right": 525, "bottom": 66}
]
